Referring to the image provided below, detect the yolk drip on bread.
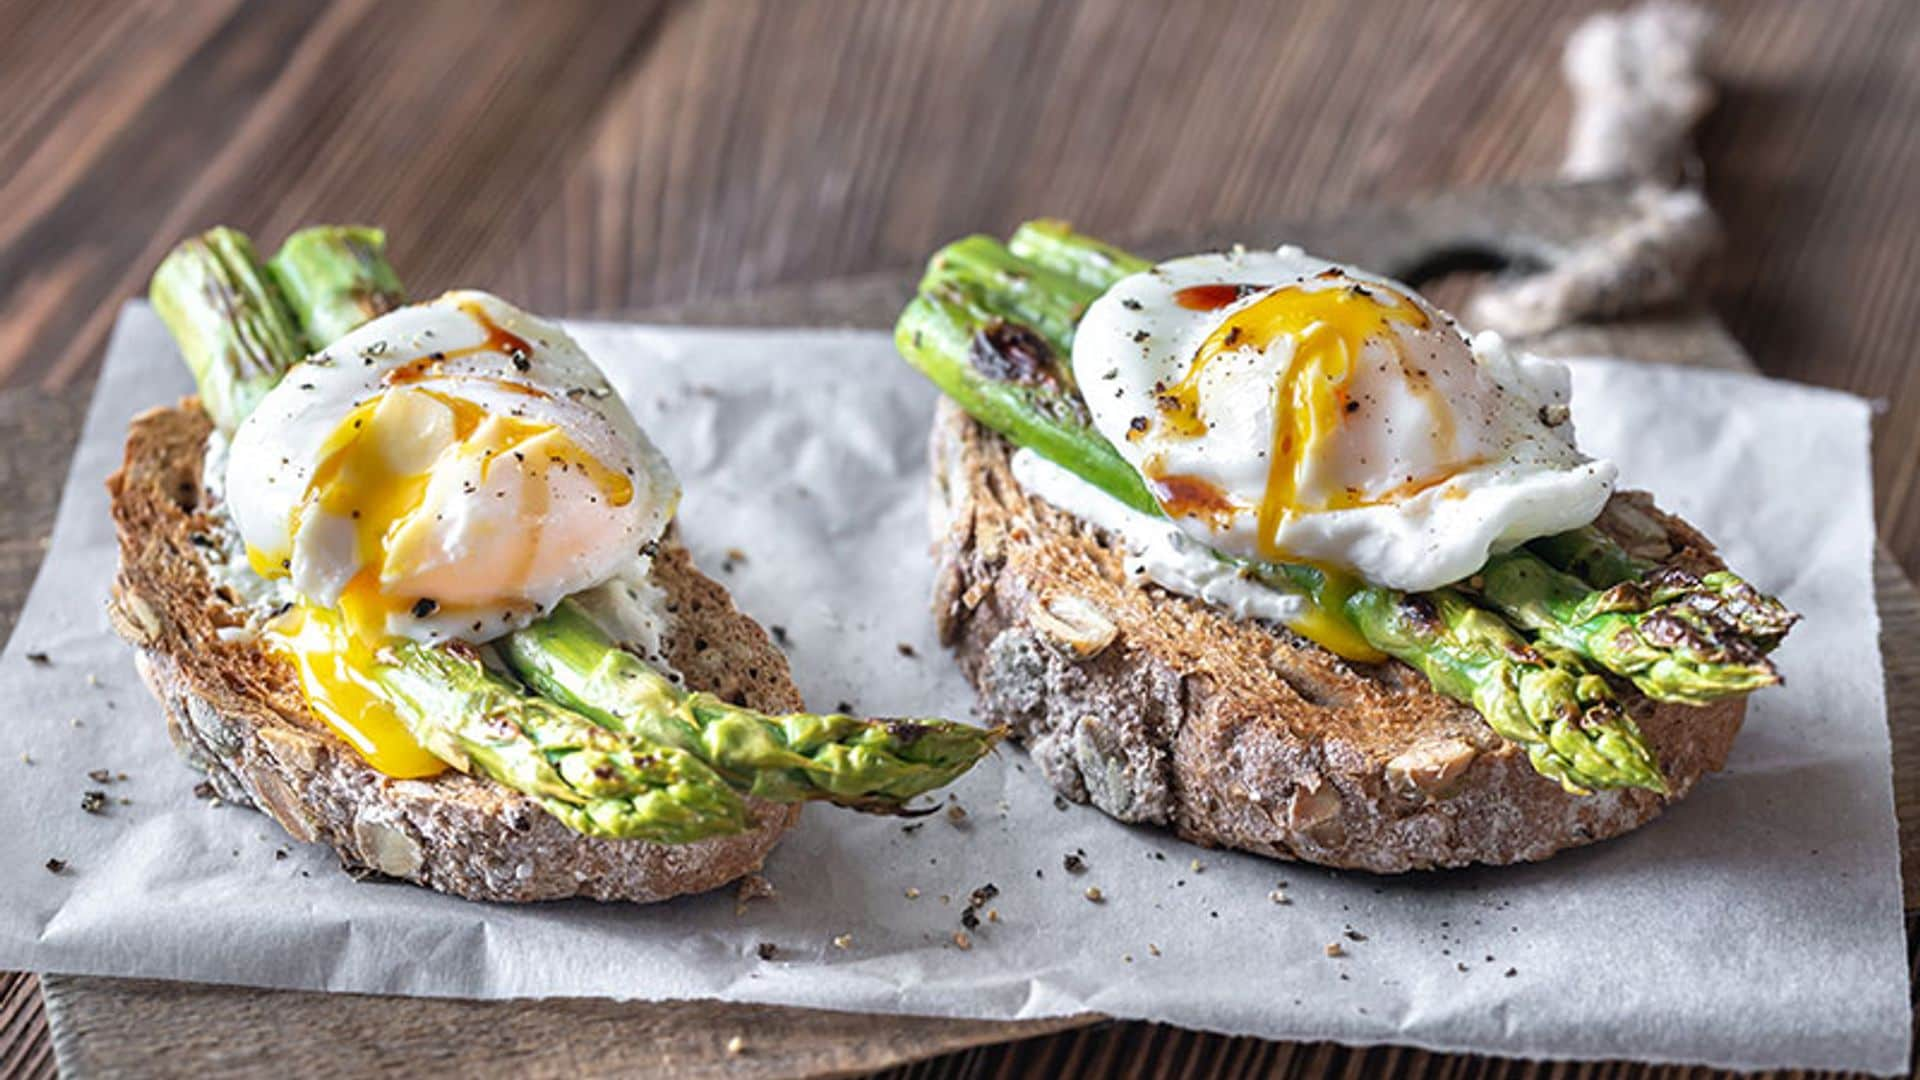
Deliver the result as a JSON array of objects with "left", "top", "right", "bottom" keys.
[
  {"left": 1282, "top": 565, "right": 1381, "bottom": 663},
  {"left": 267, "top": 604, "right": 446, "bottom": 777}
]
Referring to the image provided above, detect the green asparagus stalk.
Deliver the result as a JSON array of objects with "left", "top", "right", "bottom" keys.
[
  {"left": 1226, "top": 530, "right": 1664, "bottom": 791},
  {"left": 1000, "top": 220, "right": 1798, "bottom": 660},
  {"left": 377, "top": 641, "right": 751, "bottom": 841},
  {"left": 268, "top": 225, "right": 405, "bottom": 352},
  {"left": 1344, "top": 587, "right": 1665, "bottom": 794},
  {"left": 898, "top": 291, "right": 1159, "bottom": 515},
  {"left": 1007, "top": 217, "right": 1149, "bottom": 290},
  {"left": 1526, "top": 525, "right": 1645, "bottom": 587},
  {"left": 1476, "top": 549, "right": 1779, "bottom": 705},
  {"left": 149, "top": 227, "right": 308, "bottom": 434},
  {"left": 925, "top": 235, "right": 1105, "bottom": 364},
  {"left": 1530, "top": 526, "right": 1798, "bottom": 649},
  {"left": 902, "top": 233, "right": 1668, "bottom": 793},
  {"left": 503, "top": 601, "right": 1000, "bottom": 810}
]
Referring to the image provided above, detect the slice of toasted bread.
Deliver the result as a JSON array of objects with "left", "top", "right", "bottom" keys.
[
  {"left": 106, "top": 399, "right": 802, "bottom": 903},
  {"left": 928, "top": 399, "right": 1746, "bottom": 871}
]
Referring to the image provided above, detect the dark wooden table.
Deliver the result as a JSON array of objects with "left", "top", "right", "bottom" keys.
[{"left": 3, "top": 1, "right": 1917, "bottom": 1077}]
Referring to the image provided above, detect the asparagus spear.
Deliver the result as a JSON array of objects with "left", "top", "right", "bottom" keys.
[
  {"left": 899, "top": 290, "right": 1160, "bottom": 516},
  {"left": 269, "top": 226, "right": 405, "bottom": 352},
  {"left": 242, "top": 227, "right": 997, "bottom": 818},
  {"left": 925, "top": 234, "right": 1104, "bottom": 366},
  {"left": 1527, "top": 524, "right": 1645, "bottom": 587},
  {"left": 1531, "top": 526, "right": 1798, "bottom": 650},
  {"left": 1345, "top": 587, "right": 1665, "bottom": 794},
  {"left": 377, "top": 640, "right": 751, "bottom": 842},
  {"left": 899, "top": 241, "right": 1667, "bottom": 794},
  {"left": 1475, "top": 549, "right": 1779, "bottom": 705},
  {"left": 503, "top": 601, "right": 1000, "bottom": 810},
  {"left": 149, "top": 227, "right": 308, "bottom": 434},
  {"left": 1007, "top": 217, "right": 1149, "bottom": 290}
]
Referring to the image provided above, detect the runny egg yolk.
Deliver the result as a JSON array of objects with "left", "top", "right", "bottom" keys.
[
  {"left": 267, "top": 603, "right": 447, "bottom": 777},
  {"left": 1149, "top": 281, "right": 1447, "bottom": 665},
  {"left": 1288, "top": 564, "right": 1380, "bottom": 664},
  {"left": 247, "top": 385, "right": 634, "bottom": 778}
]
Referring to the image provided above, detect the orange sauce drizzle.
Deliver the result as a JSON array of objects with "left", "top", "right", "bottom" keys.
[
  {"left": 1147, "top": 468, "right": 1238, "bottom": 529},
  {"left": 1172, "top": 283, "right": 1263, "bottom": 311},
  {"left": 379, "top": 300, "right": 546, "bottom": 396}
]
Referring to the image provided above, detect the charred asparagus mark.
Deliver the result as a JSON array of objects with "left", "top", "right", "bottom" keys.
[{"left": 969, "top": 321, "right": 1059, "bottom": 387}]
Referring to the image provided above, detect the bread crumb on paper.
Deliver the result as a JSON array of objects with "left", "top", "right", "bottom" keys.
[{"left": 734, "top": 873, "right": 776, "bottom": 915}]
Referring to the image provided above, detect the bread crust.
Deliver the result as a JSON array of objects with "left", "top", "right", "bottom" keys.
[
  {"left": 928, "top": 399, "right": 1745, "bottom": 871},
  {"left": 107, "top": 400, "right": 801, "bottom": 903}
]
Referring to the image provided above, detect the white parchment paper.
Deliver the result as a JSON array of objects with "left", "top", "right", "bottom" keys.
[{"left": 0, "top": 305, "right": 1904, "bottom": 1074}]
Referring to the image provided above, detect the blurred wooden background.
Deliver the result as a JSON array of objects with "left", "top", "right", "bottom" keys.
[{"left": 2, "top": 0, "right": 1917, "bottom": 1077}]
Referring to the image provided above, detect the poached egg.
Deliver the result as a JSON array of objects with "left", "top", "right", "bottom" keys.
[
  {"left": 225, "top": 291, "right": 677, "bottom": 775},
  {"left": 1074, "top": 247, "right": 1615, "bottom": 593}
]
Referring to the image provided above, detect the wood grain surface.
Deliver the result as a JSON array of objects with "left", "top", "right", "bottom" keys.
[{"left": 3, "top": 1, "right": 1918, "bottom": 1077}]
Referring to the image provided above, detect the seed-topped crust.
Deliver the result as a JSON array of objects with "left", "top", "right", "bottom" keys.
[
  {"left": 107, "top": 399, "right": 801, "bottom": 903},
  {"left": 927, "top": 398, "right": 1744, "bottom": 871}
]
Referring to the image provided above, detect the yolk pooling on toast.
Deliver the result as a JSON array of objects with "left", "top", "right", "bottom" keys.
[{"left": 267, "top": 603, "right": 447, "bottom": 777}]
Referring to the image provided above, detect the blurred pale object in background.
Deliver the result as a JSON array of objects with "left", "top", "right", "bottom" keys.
[
  {"left": 1563, "top": 1, "right": 1715, "bottom": 183},
  {"left": 1468, "top": 3, "right": 1717, "bottom": 338}
]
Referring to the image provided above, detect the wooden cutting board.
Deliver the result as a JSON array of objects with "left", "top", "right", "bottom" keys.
[{"left": 8, "top": 180, "right": 1915, "bottom": 1078}]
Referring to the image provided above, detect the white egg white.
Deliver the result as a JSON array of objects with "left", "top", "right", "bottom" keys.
[
  {"left": 1073, "top": 247, "right": 1616, "bottom": 592},
  {"left": 226, "top": 290, "right": 679, "bottom": 643}
]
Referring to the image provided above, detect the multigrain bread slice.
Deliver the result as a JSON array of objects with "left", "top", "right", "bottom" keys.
[
  {"left": 928, "top": 399, "right": 1746, "bottom": 871},
  {"left": 106, "top": 398, "right": 802, "bottom": 903}
]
